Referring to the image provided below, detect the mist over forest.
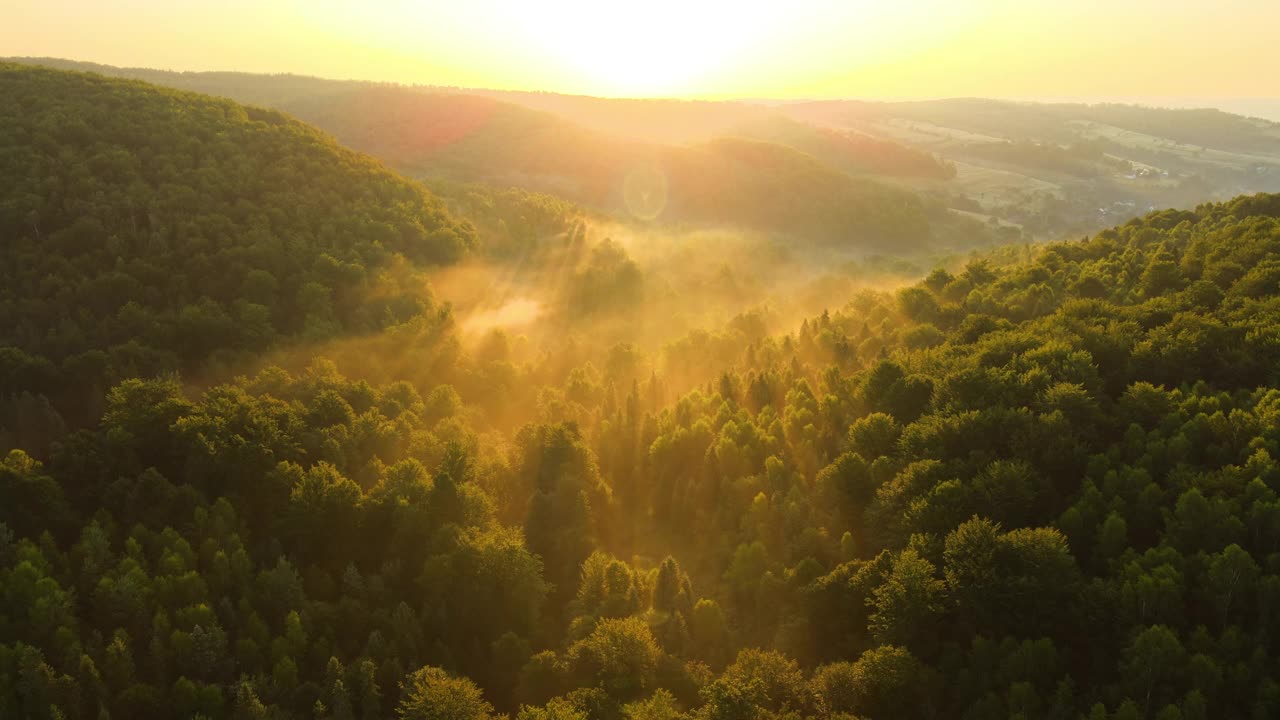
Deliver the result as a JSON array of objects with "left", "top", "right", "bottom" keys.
[{"left": 3, "top": 13, "right": 1280, "bottom": 719}]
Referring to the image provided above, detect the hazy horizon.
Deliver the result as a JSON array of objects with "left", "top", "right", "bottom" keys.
[
  {"left": 11, "top": 54, "right": 1280, "bottom": 124},
  {"left": 8, "top": 0, "right": 1280, "bottom": 101}
]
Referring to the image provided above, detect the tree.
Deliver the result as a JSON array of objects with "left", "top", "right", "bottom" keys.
[
  {"left": 1122, "top": 626, "right": 1187, "bottom": 716},
  {"left": 280, "top": 461, "right": 362, "bottom": 569},
  {"left": 572, "top": 552, "right": 642, "bottom": 621},
  {"left": 622, "top": 689, "right": 688, "bottom": 719},
  {"left": 566, "top": 617, "right": 662, "bottom": 701},
  {"left": 723, "top": 541, "right": 772, "bottom": 612},
  {"left": 516, "top": 698, "right": 587, "bottom": 720},
  {"left": 812, "top": 661, "right": 860, "bottom": 715},
  {"left": 845, "top": 645, "right": 934, "bottom": 720},
  {"left": 699, "top": 649, "right": 813, "bottom": 720},
  {"left": 847, "top": 412, "right": 902, "bottom": 460},
  {"left": 1204, "top": 544, "right": 1258, "bottom": 627},
  {"left": 420, "top": 527, "right": 547, "bottom": 673},
  {"left": 397, "top": 666, "right": 494, "bottom": 720},
  {"left": 231, "top": 681, "right": 269, "bottom": 720},
  {"left": 688, "top": 599, "right": 730, "bottom": 667},
  {"left": 944, "top": 517, "right": 1079, "bottom": 638},
  {"left": 1097, "top": 512, "right": 1129, "bottom": 561},
  {"left": 817, "top": 452, "right": 876, "bottom": 522},
  {"left": 868, "top": 548, "right": 944, "bottom": 651},
  {"left": 0, "top": 450, "right": 69, "bottom": 540},
  {"left": 519, "top": 423, "right": 609, "bottom": 601},
  {"left": 652, "top": 556, "right": 692, "bottom": 617}
]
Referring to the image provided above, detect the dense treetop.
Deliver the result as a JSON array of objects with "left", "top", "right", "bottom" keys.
[
  {"left": 0, "top": 63, "right": 474, "bottom": 423},
  {"left": 6, "top": 64, "right": 1280, "bottom": 720}
]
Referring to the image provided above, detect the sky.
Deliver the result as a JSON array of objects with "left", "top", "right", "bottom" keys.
[{"left": 5, "top": 0, "right": 1279, "bottom": 100}]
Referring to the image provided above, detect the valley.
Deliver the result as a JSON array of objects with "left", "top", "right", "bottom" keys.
[{"left": 2, "top": 34, "right": 1280, "bottom": 720}]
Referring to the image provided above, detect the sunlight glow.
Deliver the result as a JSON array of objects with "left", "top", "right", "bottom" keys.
[
  {"left": 504, "top": 1, "right": 782, "bottom": 96},
  {"left": 4, "top": 0, "right": 1277, "bottom": 98}
]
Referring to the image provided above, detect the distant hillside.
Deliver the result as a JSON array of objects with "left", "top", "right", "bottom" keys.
[
  {"left": 0, "top": 63, "right": 473, "bottom": 425},
  {"left": 6, "top": 58, "right": 971, "bottom": 250},
  {"left": 782, "top": 97, "right": 1280, "bottom": 237},
  {"left": 657, "top": 137, "right": 940, "bottom": 245},
  {"left": 279, "top": 86, "right": 955, "bottom": 247},
  {"left": 464, "top": 87, "right": 778, "bottom": 143},
  {"left": 22, "top": 57, "right": 1280, "bottom": 243},
  {"left": 277, "top": 86, "right": 639, "bottom": 198},
  {"left": 2, "top": 57, "right": 366, "bottom": 108},
  {"left": 785, "top": 97, "right": 1280, "bottom": 154},
  {"left": 724, "top": 114, "right": 955, "bottom": 179},
  {"left": 356, "top": 82, "right": 1280, "bottom": 238}
]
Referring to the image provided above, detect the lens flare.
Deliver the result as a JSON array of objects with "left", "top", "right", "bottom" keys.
[{"left": 622, "top": 163, "right": 669, "bottom": 221}]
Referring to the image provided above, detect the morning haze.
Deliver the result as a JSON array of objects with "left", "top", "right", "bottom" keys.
[
  {"left": 3, "top": 3, "right": 1280, "bottom": 719},
  {"left": 6, "top": 0, "right": 1279, "bottom": 99}
]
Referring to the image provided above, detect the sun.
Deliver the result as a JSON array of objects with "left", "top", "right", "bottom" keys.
[{"left": 508, "top": 0, "right": 779, "bottom": 97}]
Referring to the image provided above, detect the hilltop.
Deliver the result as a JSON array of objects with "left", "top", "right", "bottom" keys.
[
  {"left": 6, "top": 58, "right": 986, "bottom": 251},
  {"left": 16, "top": 57, "right": 1280, "bottom": 244},
  {"left": 0, "top": 63, "right": 474, "bottom": 426}
]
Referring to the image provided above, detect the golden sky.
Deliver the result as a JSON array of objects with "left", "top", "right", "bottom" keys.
[{"left": 5, "top": 0, "right": 1278, "bottom": 99}]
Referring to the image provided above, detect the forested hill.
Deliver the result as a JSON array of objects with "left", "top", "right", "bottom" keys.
[
  {"left": 6, "top": 189, "right": 1280, "bottom": 717},
  {"left": 0, "top": 64, "right": 475, "bottom": 427},
  {"left": 280, "top": 89, "right": 956, "bottom": 249},
  {"left": 6, "top": 58, "right": 985, "bottom": 252}
]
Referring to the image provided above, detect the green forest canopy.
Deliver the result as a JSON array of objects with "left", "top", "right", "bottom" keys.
[
  {"left": 0, "top": 63, "right": 475, "bottom": 426},
  {"left": 5, "top": 63, "right": 1280, "bottom": 719}
]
